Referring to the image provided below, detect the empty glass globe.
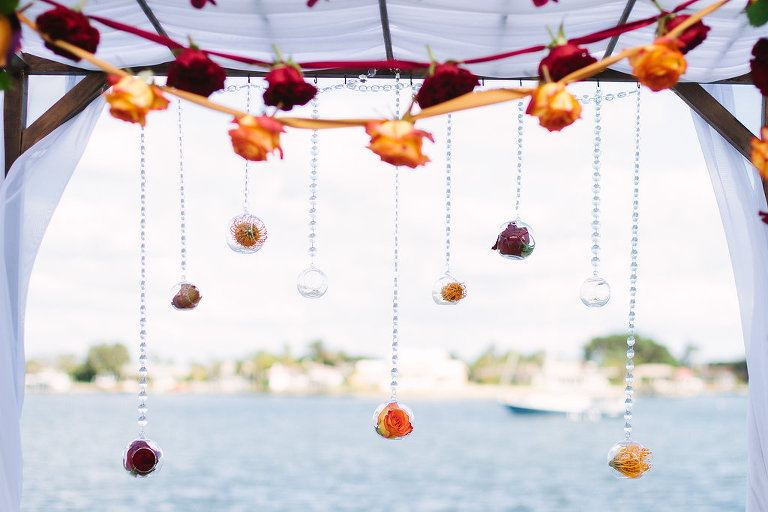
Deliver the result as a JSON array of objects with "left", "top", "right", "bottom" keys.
[
  {"left": 373, "top": 402, "right": 414, "bottom": 440},
  {"left": 432, "top": 273, "right": 466, "bottom": 305},
  {"left": 491, "top": 219, "right": 535, "bottom": 260},
  {"left": 297, "top": 266, "right": 328, "bottom": 298},
  {"left": 123, "top": 438, "right": 163, "bottom": 477},
  {"left": 580, "top": 275, "right": 611, "bottom": 307},
  {"left": 607, "top": 439, "right": 652, "bottom": 479},
  {"left": 170, "top": 281, "right": 202, "bottom": 311},
  {"left": 226, "top": 212, "right": 267, "bottom": 254}
]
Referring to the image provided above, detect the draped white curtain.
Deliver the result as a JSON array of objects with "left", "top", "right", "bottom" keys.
[
  {"left": 0, "top": 97, "right": 104, "bottom": 512},
  {"left": 690, "top": 85, "right": 768, "bottom": 511}
]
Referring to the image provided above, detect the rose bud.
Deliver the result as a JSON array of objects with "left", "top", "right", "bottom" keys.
[
  {"left": 0, "top": 14, "right": 21, "bottom": 68},
  {"left": 751, "top": 127, "right": 768, "bottom": 180},
  {"left": 171, "top": 283, "right": 202, "bottom": 310},
  {"left": 416, "top": 61, "right": 479, "bottom": 109},
  {"left": 526, "top": 82, "right": 581, "bottom": 132},
  {"left": 538, "top": 43, "right": 597, "bottom": 82},
  {"left": 104, "top": 75, "right": 170, "bottom": 126},
  {"left": 263, "top": 63, "right": 317, "bottom": 111},
  {"left": 36, "top": 5, "right": 100, "bottom": 62},
  {"left": 229, "top": 114, "right": 285, "bottom": 162},
  {"left": 629, "top": 40, "right": 687, "bottom": 92},
  {"left": 657, "top": 14, "right": 710, "bottom": 54},
  {"left": 123, "top": 439, "right": 162, "bottom": 477},
  {"left": 375, "top": 402, "right": 414, "bottom": 439},
  {"left": 190, "top": 0, "right": 217, "bottom": 8},
  {"left": 166, "top": 48, "right": 226, "bottom": 97},
  {"left": 750, "top": 39, "right": 768, "bottom": 96},
  {"left": 492, "top": 221, "right": 535, "bottom": 259},
  {"left": 366, "top": 119, "right": 434, "bottom": 168}
]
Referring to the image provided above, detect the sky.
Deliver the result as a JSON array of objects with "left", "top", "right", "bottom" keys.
[{"left": 20, "top": 76, "right": 759, "bottom": 366}]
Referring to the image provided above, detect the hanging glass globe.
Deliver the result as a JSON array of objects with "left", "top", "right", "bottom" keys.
[
  {"left": 373, "top": 402, "right": 414, "bottom": 440},
  {"left": 226, "top": 212, "right": 267, "bottom": 253},
  {"left": 607, "top": 439, "right": 652, "bottom": 479},
  {"left": 123, "top": 438, "right": 163, "bottom": 477},
  {"left": 431, "top": 273, "right": 466, "bottom": 305},
  {"left": 491, "top": 219, "right": 535, "bottom": 260},
  {"left": 170, "top": 281, "right": 202, "bottom": 310},
  {"left": 580, "top": 275, "right": 611, "bottom": 307},
  {"left": 297, "top": 266, "right": 328, "bottom": 298}
]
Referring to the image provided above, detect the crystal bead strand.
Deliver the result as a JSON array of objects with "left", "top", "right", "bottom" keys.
[
  {"left": 176, "top": 101, "right": 187, "bottom": 283},
  {"left": 390, "top": 72, "right": 401, "bottom": 403},
  {"left": 444, "top": 113, "right": 452, "bottom": 275},
  {"left": 243, "top": 76, "right": 251, "bottom": 212},
  {"left": 624, "top": 86, "right": 642, "bottom": 440},
  {"left": 309, "top": 97, "right": 319, "bottom": 266},
  {"left": 514, "top": 98, "right": 524, "bottom": 220},
  {"left": 138, "top": 126, "right": 149, "bottom": 436}
]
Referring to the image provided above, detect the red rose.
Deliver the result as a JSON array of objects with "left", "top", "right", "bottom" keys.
[
  {"left": 759, "top": 211, "right": 768, "bottom": 225},
  {"left": 533, "top": 0, "right": 558, "bottom": 5},
  {"left": 36, "top": 6, "right": 100, "bottom": 62},
  {"left": 416, "top": 62, "right": 479, "bottom": 109},
  {"left": 538, "top": 43, "right": 597, "bottom": 82},
  {"left": 492, "top": 222, "right": 533, "bottom": 258},
  {"left": 166, "top": 48, "right": 226, "bottom": 97},
  {"left": 751, "top": 39, "right": 768, "bottom": 96},
  {"left": 123, "top": 439, "right": 161, "bottom": 476},
  {"left": 263, "top": 64, "right": 317, "bottom": 111},
  {"left": 659, "top": 14, "right": 711, "bottom": 54},
  {"left": 307, "top": 0, "right": 329, "bottom": 5},
  {"left": 190, "top": 0, "right": 216, "bottom": 8}
]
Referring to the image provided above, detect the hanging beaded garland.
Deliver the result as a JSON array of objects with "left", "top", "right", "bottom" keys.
[
  {"left": 432, "top": 113, "right": 466, "bottom": 305},
  {"left": 123, "top": 127, "right": 163, "bottom": 477},
  {"left": 492, "top": 98, "right": 535, "bottom": 260},
  {"left": 374, "top": 74, "right": 414, "bottom": 440},
  {"left": 297, "top": 93, "right": 329, "bottom": 298},
  {"left": 580, "top": 86, "right": 611, "bottom": 307},
  {"left": 170, "top": 101, "right": 202, "bottom": 310},
  {"left": 227, "top": 76, "right": 268, "bottom": 254},
  {"left": 607, "top": 85, "right": 652, "bottom": 479}
]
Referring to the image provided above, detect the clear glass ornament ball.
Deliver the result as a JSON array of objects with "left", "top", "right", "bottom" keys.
[
  {"left": 226, "top": 212, "right": 267, "bottom": 254},
  {"left": 579, "top": 275, "right": 611, "bottom": 307},
  {"left": 607, "top": 439, "right": 652, "bottom": 479},
  {"left": 373, "top": 402, "right": 414, "bottom": 440},
  {"left": 297, "top": 266, "right": 328, "bottom": 298},
  {"left": 492, "top": 219, "right": 535, "bottom": 260},
  {"left": 123, "top": 438, "right": 163, "bottom": 477},
  {"left": 431, "top": 273, "right": 466, "bottom": 305},
  {"left": 170, "top": 281, "right": 202, "bottom": 311}
]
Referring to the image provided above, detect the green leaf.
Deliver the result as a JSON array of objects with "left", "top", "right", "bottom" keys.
[
  {"left": 0, "top": 70, "right": 10, "bottom": 91},
  {"left": 520, "top": 242, "right": 534, "bottom": 258},
  {"left": 0, "top": 0, "right": 19, "bottom": 16},
  {"left": 747, "top": 0, "right": 768, "bottom": 27}
]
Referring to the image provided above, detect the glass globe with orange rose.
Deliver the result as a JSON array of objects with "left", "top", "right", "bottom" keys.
[{"left": 373, "top": 402, "right": 414, "bottom": 440}]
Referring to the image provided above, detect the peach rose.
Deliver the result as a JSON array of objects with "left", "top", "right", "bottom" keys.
[
  {"left": 629, "top": 40, "right": 687, "bottom": 92},
  {"left": 376, "top": 403, "right": 413, "bottom": 439},
  {"left": 229, "top": 115, "right": 285, "bottom": 162},
  {"left": 366, "top": 120, "right": 434, "bottom": 168},
  {"left": 104, "top": 75, "right": 169, "bottom": 126},
  {"left": 752, "top": 127, "right": 768, "bottom": 181},
  {"left": 525, "top": 82, "right": 581, "bottom": 132}
]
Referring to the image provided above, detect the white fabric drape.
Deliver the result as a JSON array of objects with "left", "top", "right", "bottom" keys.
[
  {"left": 691, "top": 85, "right": 768, "bottom": 511},
  {"left": 0, "top": 97, "right": 104, "bottom": 512}
]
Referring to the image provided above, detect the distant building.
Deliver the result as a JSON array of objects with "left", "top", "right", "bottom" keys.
[{"left": 25, "top": 369, "right": 73, "bottom": 393}]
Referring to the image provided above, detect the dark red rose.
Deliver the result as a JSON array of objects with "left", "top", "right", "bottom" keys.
[
  {"left": 492, "top": 222, "right": 533, "bottom": 258},
  {"left": 416, "top": 62, "right": 479, "bottom": 109},
  {"left": 760, "top": 211, "right": 768, "bottom": 225},
  {"left": 166, "top": 48, "right": 226, "bottom": 97},
  {"left": 533, "top": 0, "right": 558, "bottom": 5},
  {"left": 538, "top": 43, "right": 597, "bottom": 82},
  {"left": 751, "top": 39, "right": 768, "bottom": 96},
  {"left": 191, "top": 0, "right": 216, "bottom": 8},
  {"left": 36, "top": 6, "right": 99, "bottom": 62},
  {"left": 307, "top": 0, "right": 328, "bottom": 6},
  {"left": 263, "top": 64, "right": 317, "bottom": 111},
  {"left": 660, "top": 14, "right": 711, "bottom": 54},
  {"left": 123, "top": 440, "right": 161, "bottom": 476}
]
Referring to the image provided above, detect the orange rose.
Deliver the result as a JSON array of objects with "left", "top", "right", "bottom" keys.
[
  {"left": 629, "top": 40, "right": 687, "bottom": 92},
  {"left": 366, "top": 120, "right": 434, "bottom": 168},
  {"left": 752, "top": 127, "right": 768, "bottom": 180},
  {"left": 229, "top": 115, "right": 285, "bottom": 162},
  {"left": 104, "top": 75, "right": 169, "bottom": 126},
  {"left": 525, "top": 82, "right": 581, "bottom": 132},
  {"left": 376, "top": 402, "right": 414, "bottom": 439}
]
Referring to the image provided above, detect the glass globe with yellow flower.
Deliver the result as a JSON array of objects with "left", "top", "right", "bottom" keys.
[{"left": 607, "top": 439, "right": 653, "bottom": 479}]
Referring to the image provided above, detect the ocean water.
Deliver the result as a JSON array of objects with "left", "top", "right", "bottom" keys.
[{"left": 20, "top": 393, "right": 746, "bottom": 511}]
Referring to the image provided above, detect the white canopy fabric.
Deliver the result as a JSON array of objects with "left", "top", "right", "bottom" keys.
[
  {"left": 2, "top": 2, "right": 768, "bottom": 511},
  {"left": 17, "top": 0, "right": 768, "bottom": 81}
]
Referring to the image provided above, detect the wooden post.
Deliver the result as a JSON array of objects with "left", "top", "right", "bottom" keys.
[{"left": 4, "top": 57, "right": 28, "bottom": 176}]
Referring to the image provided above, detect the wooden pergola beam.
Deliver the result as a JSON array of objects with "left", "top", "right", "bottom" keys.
[
  {"left": 3, "top": 58, "right": 28, "bottom": 175},
  {"left": 378, "top": 0, "right": 395, "bottom": 61}
]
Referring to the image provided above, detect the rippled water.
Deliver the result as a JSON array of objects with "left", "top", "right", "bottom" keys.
[{"left": 21, "top": 393, "right": 746, "bottom": 511}]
